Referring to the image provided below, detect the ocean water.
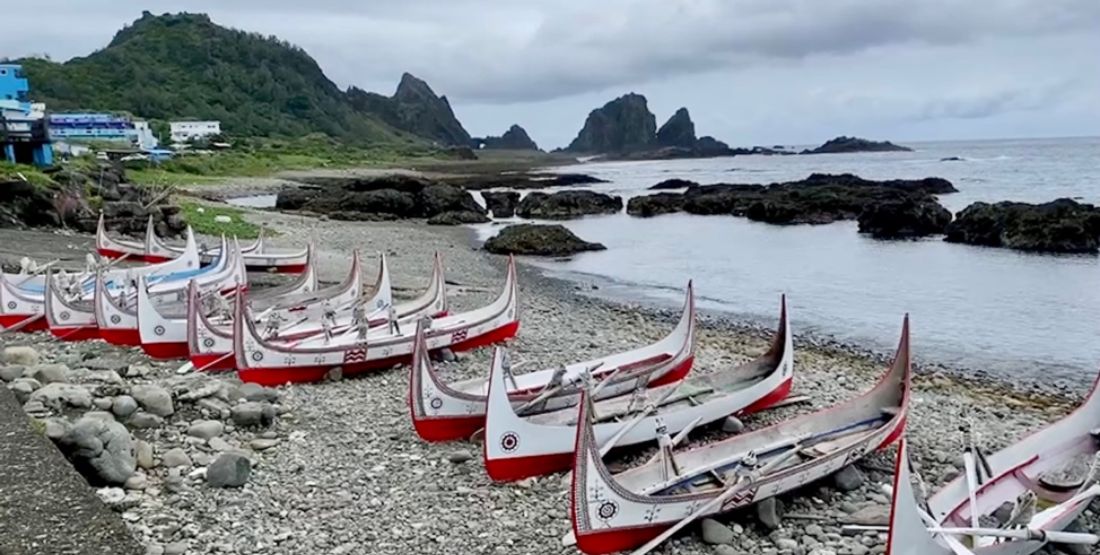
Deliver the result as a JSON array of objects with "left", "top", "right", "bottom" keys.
[{"left": 472, "top": 137, "right": 1100, "bottom": 389}]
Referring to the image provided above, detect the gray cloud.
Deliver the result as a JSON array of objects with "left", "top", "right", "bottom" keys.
[{"left": 0, "top": 1, "right": 1097, "bottom": 146}]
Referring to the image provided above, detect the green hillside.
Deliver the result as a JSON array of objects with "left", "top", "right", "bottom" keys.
[{"left": 18, "top": 12, "right": 423, "bottom": 144}]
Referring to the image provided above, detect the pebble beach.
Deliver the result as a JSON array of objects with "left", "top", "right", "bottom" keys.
[{"left": 2, "top": 205, "right": 1097, "bottom": 555}]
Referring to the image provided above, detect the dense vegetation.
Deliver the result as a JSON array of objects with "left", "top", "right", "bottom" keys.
[
  {"left": 126, "top": 134, "right": 443, "bottom": 185},
  {"left": 18, "top": 12, "right": 464, "bottom": 146}
]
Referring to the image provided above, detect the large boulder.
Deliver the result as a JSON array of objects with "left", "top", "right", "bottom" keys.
[
  {"left": 945, "top": 199, "right": 1100, "bottom": 253},
  {"left": 131, "top": 384, "right": 174, "bottom": 417},
  {"left": 484, "top": 224, "right": 607, "bottom": 256},
  {"left": 482, "top": 191, "right": 521, "bottom": 218},
  {"left": 207, "top": 453, "right": 252, "bottom": 488},
  {"left": 427, "top": 211, "right": 491, "bottom": 225},
  {"left": 516, "top": 191, "right": 623, "bottom": 220},
  {"left": 56, "top": 416, "right": 136, "bottom": 485},
  {"left": 231, "top": 401, "right": 276, "bottom": 428},
  {"left": 626, "top": 193, "right": 685, "bottom": 217},
  {"left": 2, "top": 346, "right": 41, "bottom": 366},
  {"left": 27, "top": 383, "right": 92, "bottom": 411},
  {"left": 420, "top": 184, "right": 485, "bottom": 216},
  {"left": 858, "top": 198, "right": 952, "bottom": 238}
]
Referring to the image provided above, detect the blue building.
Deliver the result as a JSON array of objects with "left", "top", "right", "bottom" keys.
[
  {"left": 49, "top": 112, "right": 159, "bottom": 149},
  {"left": 0, "top": 63, "right": 52, "bottom": 166}
]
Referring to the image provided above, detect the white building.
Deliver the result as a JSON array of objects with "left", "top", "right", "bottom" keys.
[
  {"left": 132, "top": 120, "right": 158, "bottom": 149},
  {"left": 170, "top": 120, "right": 221, "bottom": 143}
]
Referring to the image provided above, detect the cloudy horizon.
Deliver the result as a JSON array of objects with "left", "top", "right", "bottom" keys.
[{"left": 2, "top": 1, "right": 1098, "bottom": 149}]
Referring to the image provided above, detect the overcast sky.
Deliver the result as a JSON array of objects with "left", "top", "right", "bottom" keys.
[{"left": 2, "top": 0, "right": 1098, "bottom": 148}]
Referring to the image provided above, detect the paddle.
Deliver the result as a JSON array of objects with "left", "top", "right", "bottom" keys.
[
  {"left": 629, "top": 443, "right": 804, "bottom": 555},
  {"left": 598, "top": 383, "right": 683, "bottom": 457},
  {"left": 513, "top": 362, "right": 607, "bottom": 415}
]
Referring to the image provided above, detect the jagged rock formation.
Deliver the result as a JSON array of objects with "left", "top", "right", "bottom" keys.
[
  {"left": 801, "top": 136, "right": 913, "bottom": 154},
  {"left": 564, "top": 100, "right": 758, "bottom": 160},
  {"left": 347, "top": 73, "right": 471, "bottom": 146},
  {"left": 656, "top": 108, "right": 696, "bottom": 148},
  {"left": 564, "top": 94, "right": 657, "bottom": 154},
  {"left": 474, "top": 125, "right": 539, "bottom": 150},
  {"left": 484, "top": 224, "right": 606, "bottom": 256},
  {"left": 944, "top": 199, "right": 1100, "bottom": 253}
]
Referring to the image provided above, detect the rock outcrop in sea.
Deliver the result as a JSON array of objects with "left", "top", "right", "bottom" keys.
[
  {"left": 516, "top": 190, "right": 623, "bottom": 220},
  {"left": 482, "top": 191, "right": 521, "bottom": 218},
  {"left": 857, "top": 198, "right": 953, "bottom": 239},
  {"left": 564, "top": 93, "right": 657, "bottom": 154},
  {"left": 801, "top": 136, "right": 913, "bottom": 154},
  {"left": 276, "top": 175, "right": 486, "bottom": 222},
  {"left": 473, "top": 125, "right": 539, "bottom": 151},
  {"left": 945, "top": 199, "right": 1100, "bottom": 253},
  {"left": 484, "top": 224, "right": 606, "bottom": 256},
  {"left": 626, "top": 173, "right": 955, "bottom": 232},
  {"left": 562, "top": 98, "right": 785, "bottom": 160}
]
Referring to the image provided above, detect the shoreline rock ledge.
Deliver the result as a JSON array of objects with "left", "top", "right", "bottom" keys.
[
  {"left": 945, "top": 198, "right": 1100, "bottom": 253},
  {"left": 484, "top": 224, "right": 606, "bottom": 256}
]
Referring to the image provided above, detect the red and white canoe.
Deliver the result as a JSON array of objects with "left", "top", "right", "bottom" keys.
[
  {"left": 567, "top": 316, "right": 912, "bottom": 555},
  {"left": 136, "top": 242, "right": 248, "bottom": 359},
  {"left": 100, "top": 244, "right": 317, "bottom": 348},
  {"left": 0, "top": 273, "right": 48, "bottom": 332},
  {"left": 97, "top": 214, "right": 309, "bottom": 273},
  {"left": 188, "top": 252, "right": 448, "bottom": 372},
  {"left": 886, "top": 374, "right": 1100, "bottom": 555},
  {"left": 410, "top": 282, "right": 696, "bottom": 443},
  {"left": 482, "top": 295, "right": 791, "bottom": 482},
  {"left": 43, "top": 272, "right": 99, "bottom": 341},
  {"left": 233, "top": 256, "right": 520, "bottom": 386}
]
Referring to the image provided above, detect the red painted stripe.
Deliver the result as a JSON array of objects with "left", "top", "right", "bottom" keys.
[
  {"left": 484, "top": 449, "right": 574, "bottom": 483},
  {"left": 0, "top": 315, "right": 48, "bottom": 332},
  {"left": 190, "top": 352, "right": 236, "bottom": 372},
  {"left": 237, "top": 320, "right": 520, "bottom": 386},
  {"left": 646, "top": 355, "right": 694, "bottom": 388},
  {"left": 575, "top": 523, "right": 670, "bottom": 555},
  {"left": 412, "top": 414, "right": 484, "bottom": 443},
  {"left": 49, "top": 326, "right": 100, "bottom": 342},
  {"left": 141, "top": 341, "right": 190, "bottom": 360},
  {"left": 99, "top": 328, "right": 141, "bottom": 347},
  {"left": 737, "top": 377, "right": 793, "bottom": 416}
]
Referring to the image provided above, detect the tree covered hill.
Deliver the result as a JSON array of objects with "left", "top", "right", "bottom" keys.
[{"left": 17, "top": 11, "right": 468, "bottom": 146}]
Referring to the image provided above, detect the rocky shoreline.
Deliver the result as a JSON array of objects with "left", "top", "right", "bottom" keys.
[{"left": 2, "top": 207, "right": 1097, "bottom": 555}]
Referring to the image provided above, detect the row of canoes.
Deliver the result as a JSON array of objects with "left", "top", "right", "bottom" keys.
[
  {"left": 2, "top": 220, "right": 518, "bottom": 386},
  {"left": 412, "top": 293, "right": 1100, "bottom": 555},
  {"left": 4, "top": 221, "right": 1098, "bottom": 555}
]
